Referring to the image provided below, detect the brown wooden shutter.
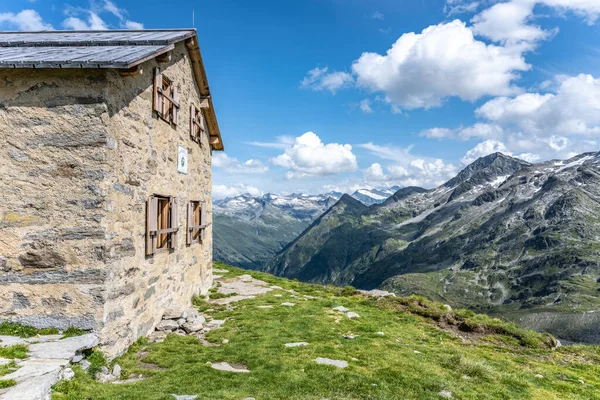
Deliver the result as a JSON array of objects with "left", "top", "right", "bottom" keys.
[
  {"left": 153, "top": 68, "right": 163, "bottom": 114},
  {"left": 172, "top": 87, "right": 180, "bottom": 125},
  {"left": 146, "top": 196, "right": 158, "bottom": 255},
  {"left": 170, "top": 197, "right": 179, "bottom": 249},
  {"left": 186, "top": 201, "right": 193, "bottom": 245},
  {"left": 201, "top": 201, "right": 207, "bottom": 242},
  {"left": 190, "top": 104, "right": 196, "bottom": 141}
]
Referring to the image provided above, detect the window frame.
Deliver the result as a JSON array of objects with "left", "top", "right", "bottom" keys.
[
  {"left": 190, "top": 104, "right": 205, "bottom": 144},
  {"left": 153, "top": 67, "right": 180, "bottom": 126},
  {"left": 146, "top": 194, "right": 179, "bottom": 256},
  {"left": 187, "top": 200, "right": 207, "bottom": 245}
]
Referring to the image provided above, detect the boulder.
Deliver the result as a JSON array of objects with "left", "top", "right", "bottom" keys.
[
  {"left": 156, "top": 320, "right": 179, "bottom": 331},
  {"left": 182, "top": 322, "right": 203, "bottom": 334},
  {"left": 163, "top": 307, "right": 186, "bottom": 320}
]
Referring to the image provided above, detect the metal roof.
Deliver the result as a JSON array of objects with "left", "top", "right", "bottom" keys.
[{"left": 0, "top": 29, "right": 196, "bottom": 69}]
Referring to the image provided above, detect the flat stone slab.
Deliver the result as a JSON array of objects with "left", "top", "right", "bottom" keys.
[
  {"left": 256, "top": 305, "right": 273, "bottom": 309},
  {"left": 210, "top": 362, "right": 250, "bottom": 373},
  {"left": 28, "top": 334, "right": 98, "bottom": 359},
  {"left": 212, "top": 268, "right": 229, "bottom": 273},
  {"left": 172, "top": 395, "right": 198, "bottom": 400},
  {"left": 359, "top": 289, "right": 396, "bottom": 297},
  {"left": 332, "top": 306, "right": 349, "bottom": 312},
  {"left": 315, "top": 357, "right": 348, "bottom": 369},
  {"left": 281, "top": 302, "right": 295, "bottom": 307},
  {"left": 216, "top": 279, "right": 271, "bottom": 296},
  {"left": 0, "top": 358, "right": 68, "bottom": 400},
  {"left": 346, "top": 312, "right": 360, "bottom": 319},
  {"left": 284, "top": 342, "right": 309, "bottom": 347},
  {"left": 210, "top": 294, "right": 256, "bottom": 305}
]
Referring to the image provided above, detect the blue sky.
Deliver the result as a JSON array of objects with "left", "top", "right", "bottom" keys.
[{"left": 2, "top": 0, "right": 599, "bottom": 198}]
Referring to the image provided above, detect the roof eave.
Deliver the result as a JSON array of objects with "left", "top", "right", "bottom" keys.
[{"left": 185, "top": 35, "right": 224, "bottom": 151}]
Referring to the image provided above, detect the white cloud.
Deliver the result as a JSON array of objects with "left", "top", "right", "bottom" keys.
[
  {"left": 419, "top": 127, "right": 456, "bottom": 139},
  {"left": 445, "top": 1, "right": 480, "bottom": 15},
  {"left": 461, "top": 139, "right": 512, "bottom": 165},
  {"left": 272, "top": 132, "right": 358, "bottom": 179},
  {"left": 359, "top": 99, "right": 373, "bottom": 113},
  {"left": 213, "top": 153, "right": 268, "bottom": 174},
  {"left": 540, "top": 0, "right": 600, "bottom": 23},
  {"left": 364, "top": 163, "right": 386, "bottom": 181},
  {"left": 124, "top": 20, "right": 144, "bottom": 29},
  {"left": 360, "top": 142, "right": 458, "bottom": 188},
  {"left": 62, "top": 1, "right": 143, "bottom": 31},
  {"left": 476, "top": 74, "right": 600, "bottom": 136},
  {"left": 213, "top": 184, "right": 263, "bottom": 200},
  {"left": 352, "top": 20, "right": 529, "bottom": 109},
  {"left": 471, "top": 0, "right": 551, "bottom": 48},
  {"left": 0, "top": 9, "right": 53, "bottom": 31},
  {"left": 301, "top": 66, "right": 354, "bottom": 93},
  {"left": 370, "top": 11, "right": 385, "bottom": 20},
  {"left": 247, "top": 136, "right": 295, "bottom": 149},
  {"left": 103, "top": 0, "right": 124, "bottom": 20}
]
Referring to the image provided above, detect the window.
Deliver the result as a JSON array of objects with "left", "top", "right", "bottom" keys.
[
  {"left": 146, "top": 195, "right": 179, "bottom": 255},
  {"left": 153, "top": 67, "right": 180, "bottom": 125},
  {"left": 190, "top": 104, "right": 205, "bottom": 143},
  {"left": 187, "top": 200, "right": 207, "bottom": 245}
]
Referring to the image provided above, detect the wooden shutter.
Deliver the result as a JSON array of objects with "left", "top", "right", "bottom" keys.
[
  {"left": 190, "top": 104, "right": 196, "bottom": 141},
  {"left": 170, "top": 197, "right": 179, "bottom": 249},
  {"left": 153, "top": 68, "right": 163, "bottom": 114},
  {"left": 172, "top": 87, "right": 180, "bottom": 125},
  {"left": 146, "top": 196, "right": 158, "bottom": 255},
  {"left": 186, "top": 201, "right": 193, "bottom": 245},
  {"left": 200, "top": 201, "right": 207, "bottom": 242}
]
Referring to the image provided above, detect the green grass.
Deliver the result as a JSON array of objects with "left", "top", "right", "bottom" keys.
[
  {"left": 53, "top": 264, "right": 600, "bottom": 400},
  {"left": 0, "top": 345, "right": 28, "bottom": 359},
  {"left": 0, "top": 322, "right": 58, "bottom": 338},
  {"left": 61, "top": 326, "right": 88, "bottom": 339},
  {"left": 0, "top": 379, "right": 16, "bottom": 389},
  {"left": 0, "top": 361, "right": 19, "bottom": 377},
  {"left": 208, "top": 292, "right": 238, "bottom": 300}
]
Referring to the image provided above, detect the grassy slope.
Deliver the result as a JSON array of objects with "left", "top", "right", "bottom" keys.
[{"left": 53, "top": 264, "right": 600, "bottom": 400}]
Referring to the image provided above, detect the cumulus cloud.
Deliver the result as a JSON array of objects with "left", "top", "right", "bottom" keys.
[
  {"left": 476, "top": 74, "right": 600, "bottom": 136},
  {"left": 301, "top": 66, "right": 354, "bottom": 93},
  {"left": 213, "top": 184, "right": 263, "bottom": 200},
  {"left": 0, "top": 9, "right": 53, "bottom": 31},
  {"left": 272, "top": 132, "right": 358, "bottom": 179},
  {"left": 461, "top": 140, "right": 512, "bottom": 165},
  {"left": 213, "top": 153, "right": 268, "bottom": 174},
  {"left": 471, "top": 0, "right": 552, "bottom": 48},
  {"left": 360, "top": 142, "right": 458, "bottom": 188},
  {"left": 352, "top": 20, "right": 529, "bottom": 109}
]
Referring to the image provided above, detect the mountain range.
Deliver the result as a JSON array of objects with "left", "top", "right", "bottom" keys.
[
  {"left": 260, "top": 152, "right": 600, "bottom": 343},
  {"left": 213, "top": 187, "right": 400, "bottom": 268}
]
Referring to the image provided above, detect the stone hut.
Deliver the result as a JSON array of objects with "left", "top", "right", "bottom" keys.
[{"left": 0, "top": 29, "right": 223, "bottom": 356}]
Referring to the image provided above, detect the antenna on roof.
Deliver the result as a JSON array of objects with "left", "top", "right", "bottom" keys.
[{"left": 192, "top": 9, "right": 195, "bottom": 28}]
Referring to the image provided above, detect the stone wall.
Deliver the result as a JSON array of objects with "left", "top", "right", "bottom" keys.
[
  {"left": 0, "top": 41, "right": 213, "bottom": 357},
  {"left": 99, "top": 42, "right": 214, "bottom": 356}
]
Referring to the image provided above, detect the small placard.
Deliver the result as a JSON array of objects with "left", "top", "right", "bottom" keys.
[{"left": 177, "top": 145, "right": 188, "bottom": 174}]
